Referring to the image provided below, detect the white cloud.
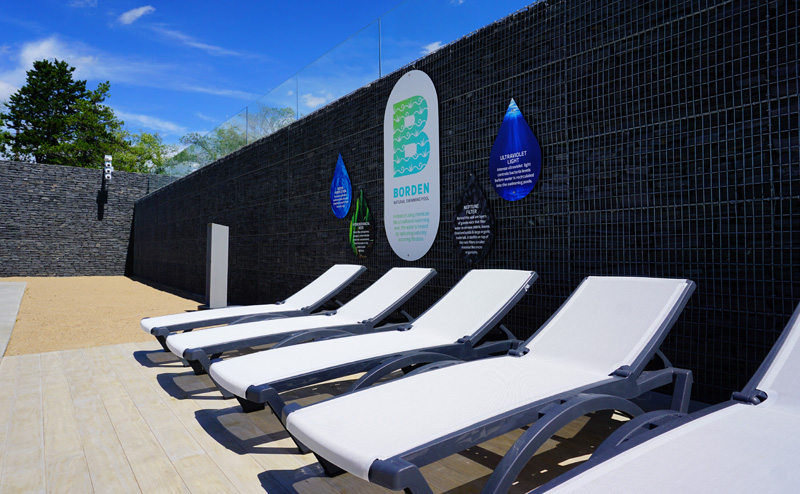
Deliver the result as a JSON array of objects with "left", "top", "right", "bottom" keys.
[
  {"left": 70, "top": 0, "right": 98, "bottom": 7},
  {"left": 151, "top": 26, "right": 244, "bottom": 57},
  {"left": 119, "top": 6, "right": 155, "bottom": 25},
  {"left": 194, "top": 112, "right": 218, "bottom": 123},
  {"left": 0, "top": 36, "right": 170, "bottom": 92},
  {"left": 301, "top": 91, "right": 333, "bottom": 109},
  {"left": 450, "top": 0, "right": 466, "bottom": 5},
  {"left": 0, "top": 36, "right": 257, "bottom": 109},
  {"left": 0, "top": 80, "right": 16, "bottom": 102},
  {"left": 0, "top": 36, "right": 95, "bottom": 94},
  {"left": 115, "top": 110, "right": 186, "bottom": 135},
  {"left": 181, "top": 85, "right": 259, "bottom": 101},
  {"left": 421, "top": 41, "right": 443, "bottom": 55}
]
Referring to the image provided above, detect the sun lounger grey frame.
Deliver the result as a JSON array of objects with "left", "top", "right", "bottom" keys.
[
  {"left": 304, "top": 278, "right": 696, "bottom": 494},
  {"left": 230, "top": 272, "right": 539, "bottom": 419},
  {"left": 147, "top": 264, "right": 366, "bottom": 351},
  {"left": 178, "top": 268, "right": 437, "bottom": 378},
  {"left": 534, "top": 299, "right": 800, "bottom": 494}
]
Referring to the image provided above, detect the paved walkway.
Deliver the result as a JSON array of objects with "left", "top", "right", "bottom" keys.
[
  {"left": 0, "top": 339, "right": 623, "bottom": 493},
  {"left": 0, "top": 282, "right": 26, "bottom": 361}
]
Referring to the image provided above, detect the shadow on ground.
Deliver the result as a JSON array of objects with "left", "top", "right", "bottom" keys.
[
  {"left": 195, "top": 378, "right": 357, "bottom": 454},
  {"left": 133, "top": 349, "right": 186, "bottom": 368},
  {"left": 128, "top": 276, "right": 205, "bottom": 305}
]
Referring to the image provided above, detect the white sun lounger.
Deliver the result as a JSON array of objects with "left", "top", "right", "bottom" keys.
[
  {"left": 285, "top": 276, "right": 695, "bottom": 494},
  {"left": 141, "top": 264, "right": 366, "bottom": 350},
  {"left": 535, "top": 301, "right": 800, "bottom": 494},
  {"left": 166, "top": 267, "right": 437, "bottom": 378},
  {"left": 209, "top": 269, "right": 538, "bottom": 418}
]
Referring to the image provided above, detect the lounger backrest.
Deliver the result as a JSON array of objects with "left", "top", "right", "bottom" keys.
[
  {"left": 281, "top": 264, "right": 366, "bottom": 311},
  {"left": 752, "top": 302, "right": 800, "bottom": 404},
  {"left": 334, "top": 268, "right": 436, "bottom": 322},
  {"left": 525, "top": 277, "right": 694, "bottom": 376},
  {"left": 411, "top": 269, "right": 537, "bottom": 341}
]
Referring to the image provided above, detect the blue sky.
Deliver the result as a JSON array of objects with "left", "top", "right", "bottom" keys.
[{"left": 0, "top": 1, "right": 531, "bottom": 145}]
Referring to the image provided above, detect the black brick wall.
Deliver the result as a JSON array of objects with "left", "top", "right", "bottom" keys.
[
  {"left": 132, "top": 0, "right": 800, "bottom": 404},
  {"left": 1, "top": 160, "right": 176, "bottom": 276}
]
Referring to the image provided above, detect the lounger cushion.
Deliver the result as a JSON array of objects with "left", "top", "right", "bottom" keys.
[
  {"left": 140, "top": 264, "right": 365, "bottom": 334},
  {"left": 326, "top": 267, "right": 437, "bottom": 322},
  {"left": 165, "top": 313, "right": 361, "bottom": 357},
  {"left": 140, "top": 303, "right": 298, "bottom": 334},
  {"left": 286, "top": 276, "right": 692, "bottom": 480},
  {"left": 208, "top": 269, "right": 536, "bottom": 396},
  {"left": 524, "top": 277, "right": 690, "bottom": 376},
  {"left": 280, "top": 264, "right": 366, "bottom": 310},
  {"left": 165, "top": 267, "right": 435, "bottom": 357},
  {"left": 210, "top": 330, "right": 452, "bottom": 397},
  {"left": 545, "top": 402, "right": 800, "bottom": 493},
  {"left": 544, "top": 302, "right": 800, "bottom": 493},
  {"left": 287, "top": 356, "right": 608, "bottom": 480},
  {"left": 404, "top": 269, "right": 537, "bottom": 342}
]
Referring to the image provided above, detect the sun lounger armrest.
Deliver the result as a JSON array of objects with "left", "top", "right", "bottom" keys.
[
  {"left": 348, "top": 352, "right": 466, "bottom": 392},
  {"left": 227, "top": 312, "right": 293, "bottom": 325},
  {"left": 593, "top": 409, "right": 689, "bottom": 457},
  {"left": 281, "top": 402, "right": 302, "bottom": 420},
  {"left": 369, "top": 458, "right": 433, "bottom": 494},
  {"left": 403, "top": 360, "right": 463, "bottom": 377},
  {"left": 481, "top": 393, "right": 646, "bottom": 494},
  {"left": 151, "top": 326, "right": 174, "bottom": 338},
  {"left": 271, "top": 328, "right": 359, "bottom": 349},
  {"left": 242, "top": 384, "right": 288, "bottom": 417}
]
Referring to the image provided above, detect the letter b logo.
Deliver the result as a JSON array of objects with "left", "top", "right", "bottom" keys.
[{"left": 392, "top": 96, "right": 429, "bottom": 177}]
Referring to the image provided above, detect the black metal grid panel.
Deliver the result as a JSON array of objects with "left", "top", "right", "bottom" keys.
[
  {"left": 133, "top": 0, "right": 799, "bottom": 404},
  {"left": 564, "top": 0, "right": 799, "bottom": 401}
]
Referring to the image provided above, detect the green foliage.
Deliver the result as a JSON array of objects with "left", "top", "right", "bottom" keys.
[
  {"left": 178, "top": 125, "right": 246, "bottom": 165},
  {"left": 248, "top": 104, "right": 295, "bottom": 140},
  {"left": 113, "top": 129, "right": 177, "bottom": 174},
  {"left": 0, "top": 59, "right": 125, "bottom": 168},
  {"left": 172, "top": 104, "right": 295, "bottom": 170}
]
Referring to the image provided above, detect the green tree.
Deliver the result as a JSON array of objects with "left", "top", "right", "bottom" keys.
[
  {"left": 0, "top": 100, "right": 8, "bottom": 158},
  {"left": 173, "top": 105, "right": 295, "bottom": 170},
  {"left": 114, "top": 129, "right": 177, "bottom": 174},
  {"left": 247, "top": 104, "right": 295, "bottom": 141},
  {"left": 0, "top": 59, "right": 124, "bottom": 167},
  {"left": 178, "top": 124, "right": 246, "bottom": 165}
]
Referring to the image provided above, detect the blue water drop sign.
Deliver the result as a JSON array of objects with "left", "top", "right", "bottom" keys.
[
  {"left": 489, "top": 99, "right": 542, "bottom": 201},
  {"left": 330, "top": 153, "right": 352, "bottom": 218}
]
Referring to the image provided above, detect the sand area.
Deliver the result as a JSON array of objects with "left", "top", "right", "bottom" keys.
[{"left": 1, "top": 276, "right": 201, "bottom": 355}]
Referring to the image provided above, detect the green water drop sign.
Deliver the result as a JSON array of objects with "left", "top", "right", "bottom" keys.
[{"left": 349, "top": 190, "right": 374, "bottom": 258}]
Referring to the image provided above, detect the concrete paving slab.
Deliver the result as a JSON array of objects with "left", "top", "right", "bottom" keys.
[{"left": 0, "top": 282, "right": 26, "bottom": 359}]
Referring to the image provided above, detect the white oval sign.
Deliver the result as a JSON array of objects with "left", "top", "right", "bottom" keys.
[{"left": 383, "top": 70, "right": 440, "bottom": 261}]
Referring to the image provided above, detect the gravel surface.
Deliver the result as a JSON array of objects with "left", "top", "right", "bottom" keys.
[{"left": 1, "top": 276, "right": 202, "bottom": 356}]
